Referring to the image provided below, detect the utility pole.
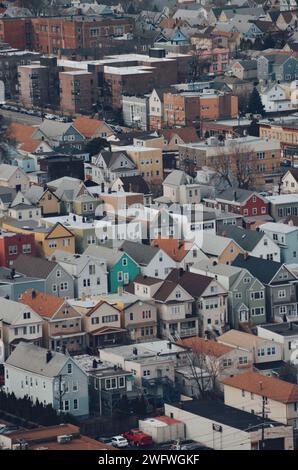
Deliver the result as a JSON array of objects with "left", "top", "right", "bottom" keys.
[{"left": 260, "top": 395, "right": 269, "bottom": 450}]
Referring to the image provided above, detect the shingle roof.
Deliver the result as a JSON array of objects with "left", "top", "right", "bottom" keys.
[
  {"left": 223, "top": 371, "right": 298, "bottom": 404},
  {"left": 0, "top": 297, "right": 40, "bottom": 324},
  {"left": 5, "top": 342, "right": 69, "bottom": 378},
  {"left": 19, "top": 289, "right": 65, "bottom": 319},
  {"left": 0, "top": 163, "right": 19, "bottom": 180},
  {"left": 153, "top": 280, "right": 182, "bottom": 302},
  {"left": 12, "top": 254, "right": 58, "bottom": 279},
  {"left": 163, "top": 169, "right": 193, "bottom": 187},
  {"left": 232, "top": 254, "right": 283, "bottom": 284},
  {"left": 178, "top": 336, "right": 233, "bottom": 358},
  {"left": 100, "top": 150, "right": 134, "bottom": 169},
  {"left": 118, "top": 175, "right": 150, "bottom": 194},
  {"left": 73, "top": 117, "right": 112, "bottom": 139},
  {"left": 119, "top": 241, "right": 159, "bottom": 266},
  {"left": 165, "top": 269, "right": 212, "bottom": 298},
  {"left": 200, "top": 233, "right": 234, "bottom": 257},
  {"left": 216, "top": 188, "right": 257, "bottom": 204},
  {"left": 220, "top": 225, "right": 264, "bottom": 252},
  {"left": 38, "top": 120, "right": 74, "bottom": 139}
]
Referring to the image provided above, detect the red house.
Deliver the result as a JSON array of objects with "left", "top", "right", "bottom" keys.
[
  {"left": 204, "top": 188, "right": 271, "bottom": 228},
  {"left": 0, "top": 230, "right": 36, "bottom": 267}
]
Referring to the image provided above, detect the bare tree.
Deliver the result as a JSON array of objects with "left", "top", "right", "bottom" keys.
[
  {"left": 210, "top": 142, "right": 256, "bottom": 190},
  {"left": 184, "top": 342, "right": 222, "bottom": 399}
]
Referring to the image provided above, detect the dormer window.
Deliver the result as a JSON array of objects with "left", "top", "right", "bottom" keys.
[
  {"left": 176, "top": 291, "right": 181, "bottom": 299},
  {"left": 23, "top": 312, "right": 31, "bottom": 320}
]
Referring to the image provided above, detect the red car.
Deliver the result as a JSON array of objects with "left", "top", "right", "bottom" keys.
[{"left": 122, "top": 429, "right": 153, "bottom": 446}]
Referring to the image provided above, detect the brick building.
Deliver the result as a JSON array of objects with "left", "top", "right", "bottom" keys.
[
  {"left": 0, "top": 18, "right": 32, "bottom": 50},
  {"left": 0, "top": 230, "right": 36, "bottom": 267},
  {"left": 59, "top": 70, "right": 94, "bottom": 115},
  {"left": 163, "top": 90, "right": 238, "bottom": 127}
]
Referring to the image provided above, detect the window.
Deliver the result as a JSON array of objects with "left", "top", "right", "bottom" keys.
[
  {"left": 278, "top": 290, "right": 286, "bottom": 298},
  {"left": 49, "top": 240, "right": 57, "bottom": 248},
  {"left": 67, "top": 363, "right": 72, "bottom": 374},
  {"left": 129, "top": 312, "right": 133, "bottom": 321},
  {"left": 73, "top": 399, "right": 79, "bottom": 410},
  {"left": 63, "top": 238, "right": 71, "bottom": 247},
  {"left": 106, "top": 378, "right": 117, "bottom": 389},
  {"left": 223, "top": 359, "right": 232, "bottom": 367},
  {"left": 60, "top": 282, "right": 68, "bottom": 291},
  {"left": 242, "top": 390, "right": 245, "bottom": 397},
  {"left": 119, "top": 376, "right": 125, "bottom": 388},
  {"left": 89, "top": 265, "right": 95, "bottom": 275},
  {"left": 91, "top": 317, "right": 99, "bottom": 325},
  {"left": 23, "top": 311, "right": 31, "bottom": 320},
  {"left": 56, "top": 270, "right": 61, "bottom": 278},
  {"left": 118, "top": 271, "right": 123, "bottom": 282},
  {"left": 122, "top": 258, "right": 128, "bottom": 267},
  {"left": 63, "top": 400, "right": 70, "bottom": 412},
  {"left": 102, "top": 315, "right": 118, "bottom": 323},
  {"left": 72, "top": 381, "right": 78, "bottom": 392},
  {"left": 22, "top": 244, "right": 31, "bottom": 254},
  {"left": 8, "top": 245, "right": 17, "bottom": 255},
  {"left": 239, "top": 356, "right": 248, "bottom": 365},
  {"left": 143, "top": 370, "right": 151, "bottom": 377}
]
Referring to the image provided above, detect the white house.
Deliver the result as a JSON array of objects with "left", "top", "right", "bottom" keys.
[
  {"left": 53, "top": 251, "right": 108, "bottom": 299},
  {"left": 4, "top": 342, "right": 89, "bottom": 419},
  {"left": 261, "top": 84, "right": 293, "bottom": 113},
  {"left": 281, "top": 169, "right": 298, "bottom": 194}
]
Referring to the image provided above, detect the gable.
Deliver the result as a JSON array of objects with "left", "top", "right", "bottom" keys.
[
  {"left": 109, "top": 153, "right": 136, "bottom": 171},
  {"left": 166, "top": 284, "right": 194, "bottom": 303},
  {"left": 88, "top": 302, "right": 119, "bottom": 318},
  {"left": 10, "top": 192, "right": 31, "bottom": 207},
  {"left": 64, "top": 126, "right": 85, "bottom": 141},
  {"left": 14, "top": 308, "right": 43, "bottom": 326},
  {"left": 52, "top": 304, "right": 81, "bottom": 321},
  {"left": 46, "top": 223, "right": 74, "bottom": 240},
  {"left": 271, "top": 265, "right": 297, "bottom": 284}
]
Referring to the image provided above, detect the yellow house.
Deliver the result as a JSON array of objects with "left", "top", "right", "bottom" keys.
[
  {"left": 38, "top": 188, "right": 61, "bottom": 216},
  {"left": 112, "top": 144, "right": 163, "bottom": 184},
  {"left": 1, "top": 219, "right": 75, "bottom": 257}
]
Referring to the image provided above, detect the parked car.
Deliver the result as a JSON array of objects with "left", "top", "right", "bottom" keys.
[
  {"left": 96, "top": 436, "right": 114, "bottom": 446},
  {"left": 45, "top": 113, "right": 56, "bottom": 120},
  {"left": 111, "top": 435, "right": 129, "bottom": 448},
  {"left": 122, "top": 429, "right": 153, "bottom": 446}
]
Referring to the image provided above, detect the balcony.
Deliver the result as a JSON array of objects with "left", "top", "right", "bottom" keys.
[{"left": 179, "top": 327, "right": 198, "bottom": 337}]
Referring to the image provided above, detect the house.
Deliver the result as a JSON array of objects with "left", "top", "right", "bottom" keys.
[
  {"left": 260, "top": 83, "right": 293, "bottom": 114},
  {"left": 0, "top": 229, "right": 35, "bottom": 267},
  {"left": 0, "top": 296, "right": 43, "bottom": 362},
  {"left": 84, "top": 245, "right": 140, "bottom": 294},
  {"left": 53, "top": 251, "right": 108, "bottom": 299},
  {"left": 4, "top": 342, "right": 89, "bottom": 419},
  {"left": 281, "top": 169, "right": 298, "bottom": 194},
  {"left": 218, "top": 330, "right": 283, "bottom": 365},
  {"left": 87, "top": 150, "right": 139, "bottom": 184},
  {"left": 32, "top": 121, "right": 85, "bottom": 149},
  {"left": 231, "top": 60, "right": 257, "bottom": 80},
  {"left": 204, "top": 188, "right": 270, "bottom": 221},
  {"left": 20, "top": 289, "right": 86, "bottom": 353},
  {"left": 151, "top": 278, "right": 198, "bottom": 339},
  {"left": 119, "top": 240, "right": 176, "bottom": 280},
  {"left": 166, "top": 269, "right": 228, "bottom": 337},
  {"left": 73, "top": 354, "right": 136, "bottom": 417},
  {"left": 257, "top": 54, "right": 298, "bottom": 83},
  {"left": 111, "top": 175, "right": 152, "bottom": 205},
  {"left": 191, "top": 261, "right": 267, "bottom": 328},
  {"left": 257, "top": 322, "right": 298, "bottom": 363},
  {"left": 122, "top": 299, "right": 158, "bottom": 343},
  {"left": 259, "top": 222, "right": 298, "bottom": 264},
  {"left": 220, "top": 225, "right": 281, "bottom": 262},
  {"left": 24, "top": 186, "right": 61, "bottom": 217},
  {"left": 161, "top": 127, "right": 201, "bottom": 152},
  {"left": 162, "top": 170, "right": 201, "bottom": 205},
  {"left": 8, "top": 191, "right": 42, "bottom": 221},
  {"left": 148, "top": 87, "right": 169, "bottom": 131},
  {"left": 1, "top": 218, "right": 75, "bottom": 258},
  {"left": 73, "top": 117, "right": 115, "bottom": 141},
  {"left": 78, "top": 300, "right": 125, "bottom": 351},
  {"left": 152, "top": 238, "right": 208, "bottom": 271},
  {"left": 200, "top": 233, "right": 244, "bottom": 265},
  {"left": 223, "top": 371, "right": 298, "bottom": 428},
  {"left": 122, "top": 94, "right": 150, "bottom": 131},
  {"left": 164, "top": 400, "right": 294, "bottom": 450},
  {"left": 0, "top": 266, "right": 45, "bottom": 302},
  {"left": 266, "top": 194, "right": 298, "bottom": 222},
  {"left": 178, "top": 336, "right": 253, "bottom": 386},
  {"left": 12, "top": 254, "right": 75, "bottom": 299},
  {"left": 0, "top": 164, "right": 30, "bottom": 192},
  {"left": 232, "top": 254, "right": 298, "bottom": 323}
]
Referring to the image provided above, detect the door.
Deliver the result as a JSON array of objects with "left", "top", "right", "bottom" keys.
[{"left": 239, "top": 309, "right": 248, "bottom": 322}]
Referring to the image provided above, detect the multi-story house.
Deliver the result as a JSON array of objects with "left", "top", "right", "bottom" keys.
[
  {"left": 119, "top": 240, "right": 177, "bottom": 280},
  {"left": 8, "top": 191, "right": 42, "bottom": 222},
  {"left": 166, "top": 269, "right": 228, "bottom": 337},
  {"left": 73, "top": 117, "right": 115, "bottom": 142},
  {"left": 200, "top": 233, "right": 244, "bottom": 265},
  {"left": 260, "top": 83, "right": 293, "bottom": 114},
  {"left": 20, "top": 289, "right": 86, "bottom": 353},
  {"left": 192, "top": 261, "right": 267, "bottom": 329},
  {"left": 218, "top": 330, "right": 283, "bottom": 365},
  {"left": 87, "top": 150, "right": 139, "bottom": 185},
  {"left": 122, "top": 299, "right": 158, "bottom": 343},
  {"left": 0, "top": 266, "right": 45, "bottom": 302},
  {"left": 266, "top": 194, "right": 298, "bottom": 222},
  {"left": 204, "top": 188, "right": 270, "bottom": 221},
  {"left": 24, "top": 186, "right": 61, "bottom": 217},
  {"left": 223, "top": 371, "right": 298, "bottom": 428},
  {"left": 220, "top": 225, "right": 281, "bottom": 262},
  {"left": 257, "top": 322, "right": 298, "bottom": 363},
  {"left": 0, "top": 164, "right": 30, "bottom": 192},
  {"left": 259, "top": 222, "right": 298, "bottom": 264},
  {"left": 0, "top": 297, "right": 43, "bottom": 362},
  {"left": 257, "top": 54, "right": 298, "bottom": 83},
  {"left": 54, "top": 252, "right": 108, "bottom": 299},
  {"left": 0, "top": 230, "right": 35, "bottom": 267},
  {"left": 12, "top": 254, "right": 75, "bottom": 299},
  {"left": 152, "top": 238, "right": 208, "bottom": 271},
  {"left": 85, "top": 245, "right": 140, "bottom": 294},
  {"left": 162, "top": 170, "right": 201, "bottom": 205},
  {"left": 281, "top": 169, "right": 298, "bottom": 194},
  {"left": 79, "top": 300, "right": 124, "bottom": 351},
  {"left": 233, "top": 254, "right": 298, "bottom": 322},
  {"left": 179, "top": 336, "right": 253, "bottom": 386},
  {"left": 4, "top": 342, "right": 89, "bottom": 419},
  {"left": 32, "top": 121, "right": 85, "bottom": 150},
  {"left": 122, "top": 95, "right": 149, "bottom": 131}
]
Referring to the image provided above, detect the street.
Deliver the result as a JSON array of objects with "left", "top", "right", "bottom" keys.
[{"left": 0, "top": 109, "right": 42, "bottom": 126}]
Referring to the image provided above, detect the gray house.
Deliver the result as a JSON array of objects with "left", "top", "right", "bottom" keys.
[
  {"left": 266, "top": 194, "right": 298, "bottom": 222},
  {"left": 0, "top": 267, "right": 45, "bottom": 301},
  {"left": 12, "top": 254, "right": 75, "bottom": 299},
  {"left": 4, "top": 342, "right": 89, "bottom": 419},
  {"left": 122, "top": 95, "right": 149, "bottom": 131},
  {"left": 193, "top": 261, "right": 267, "bottom": 329},
  {"left": 233, "top": 254, "right": 298, "bottom": 323},
  {"left": 257, "top": 54, "right": 298, "bottom": 82}
]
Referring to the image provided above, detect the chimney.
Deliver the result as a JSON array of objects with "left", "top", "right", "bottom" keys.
[
  {"left": 31, "top": 290, "right": 36, "bottom": 299},
  {"left": 10, "top": 268, "right": 15, "bottom": 280},
  {"left": 133, "top": 347, "right": 138, "bottom": 356},
  {"left": 167, "top": 342, "right": 172, "bottom": 350},
  {"left": 46, "top": 350, "right": 52, "bottom": 363},
  {"left": 234, "top": 191, "right": 237, "bottom": 201},
  {"left": 259, "top": 381, "right": 263, "bottom": 390},
  {"left": 92, "top": 359, "right": 98, "bottom": 369}
]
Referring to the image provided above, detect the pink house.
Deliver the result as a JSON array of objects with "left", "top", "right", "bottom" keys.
[{"left": 197, "top": 47, "right": 230, "bottom": 75}]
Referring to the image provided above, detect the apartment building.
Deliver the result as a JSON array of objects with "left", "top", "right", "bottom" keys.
[{"left": 59, "top": 70, "right": 94, "bottom": 115}]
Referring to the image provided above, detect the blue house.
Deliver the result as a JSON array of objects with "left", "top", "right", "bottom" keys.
[
  {"left": 33, "top": 121, "right": 85, "bottom": 149},
  {"left": 259, "top": 222, "right": 298, "bottom": 264}
]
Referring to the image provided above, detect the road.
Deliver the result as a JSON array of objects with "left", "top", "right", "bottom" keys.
[{"left": 1, "top": 109, "right": 42, "bottom": 126}]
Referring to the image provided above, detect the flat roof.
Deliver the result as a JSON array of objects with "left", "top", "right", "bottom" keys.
[
  {"left": 259, "top": 322, "right": 298, "bottom": 336},
  {"left": 266, "top": 194, "right": 298, "bottom": 204},
  {"left": 177, "top": 400, "right": 283, "bottom": 431}
]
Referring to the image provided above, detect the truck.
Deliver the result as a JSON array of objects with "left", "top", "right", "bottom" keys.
[{"left": 122, "top": 429, "right": 153, "bottom": 446}]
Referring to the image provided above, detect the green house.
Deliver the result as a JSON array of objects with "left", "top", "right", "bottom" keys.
[{"left": 84, "top": 245, "right": 140, "bottom": 293}]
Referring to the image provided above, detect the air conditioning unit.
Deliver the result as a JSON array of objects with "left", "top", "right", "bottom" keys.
[{"left": 57, "top": 434, "right": 73, "bottom": 444}]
